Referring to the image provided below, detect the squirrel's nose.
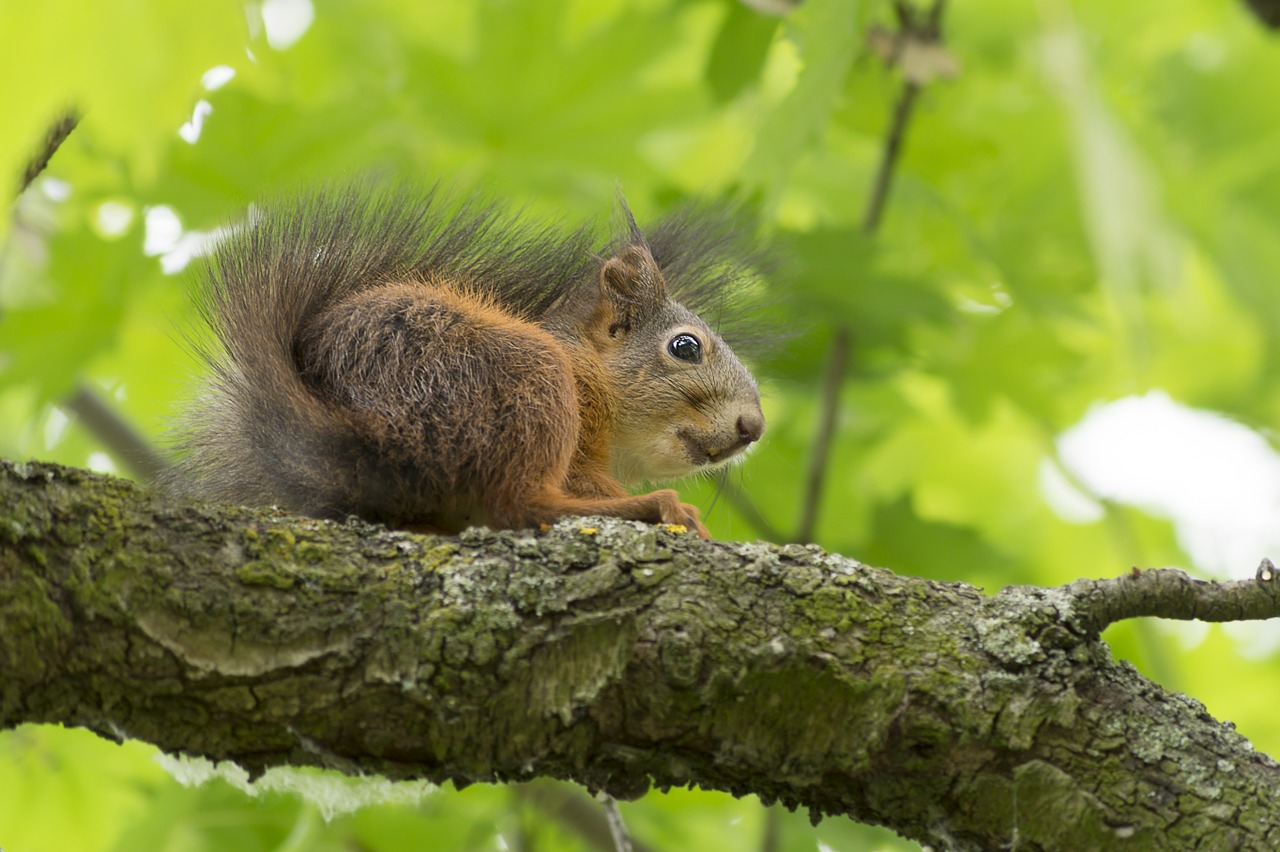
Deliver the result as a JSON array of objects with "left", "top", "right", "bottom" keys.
[{"left": 736, "top": 409, "right": 765, "bottom": 445}]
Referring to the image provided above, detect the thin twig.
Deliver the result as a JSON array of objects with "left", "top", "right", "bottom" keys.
[
  {"left": 794, "top": 0, "right": 947, "bottom": 543},
  {"left": 597, "top": 793, "right": 633, "bottom": 852},
  {"left": 721, "top": 476, "right": 785, "bottom": 542},
  {"left": 514, "top": 782, "right": 655, "bottom": 852},
  {"left": 861, "top": 82, "right": 923, "bottom": 234},
  {"left": 794, "top": 327, "right": 851, "bottom": 542},
  {"left": 759, "top": 804, "right": 781, "bottom": 852},
  {"left": 18, "top": 111, "right": 79, "bottom": 195},
  {"left": 13, "top": 115, "right": 168, "bottom": 485},
  {"left": 63, "top": 384, "right": 168, "bottom": 484}
]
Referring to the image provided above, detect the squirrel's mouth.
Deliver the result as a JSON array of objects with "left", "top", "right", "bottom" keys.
[
  {"left": 678, "top": 409, "right": 764, "bottom": 468},
  {"left": 678, "top": 430, "right": 754, "bottom": 469}
]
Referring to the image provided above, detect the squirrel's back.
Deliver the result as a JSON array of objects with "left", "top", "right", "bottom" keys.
[{"left": 169, "top": 183, "right": 766, "bottom": 536}]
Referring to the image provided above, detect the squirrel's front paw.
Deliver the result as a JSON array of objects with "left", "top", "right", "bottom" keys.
[
  {"left": 669, "top": 501, "right": 710, "bottom": 540},
  {"left": 646, "top": 489, "right": 710, "bottom": 539},
  {"left": 686, "top": 508, "right": 711, "bottom": 539}
]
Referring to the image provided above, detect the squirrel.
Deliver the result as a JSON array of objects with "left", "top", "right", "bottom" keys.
[{"left": 167, "top": 183, "right": 766, "bottom": 539}]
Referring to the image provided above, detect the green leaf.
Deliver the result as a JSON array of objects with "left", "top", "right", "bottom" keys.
[
  {"left": 706, "top": 3, "right": 782, "bottom": 103},
  {"left": 742, "top": 0, "right": 862, "bottom": 202}
]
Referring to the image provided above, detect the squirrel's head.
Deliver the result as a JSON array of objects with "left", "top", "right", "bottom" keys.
[{"left": 592, "top": 242, "right": 765, "bottom": 485}]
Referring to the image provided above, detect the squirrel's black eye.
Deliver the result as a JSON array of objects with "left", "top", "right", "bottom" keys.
[{"left": 668, "top": 333, "right": 702, "bottom": 363}]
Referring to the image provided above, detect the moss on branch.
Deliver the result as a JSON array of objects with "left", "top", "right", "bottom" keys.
[{"left": 3, "top": 459, "right": 1279, "bottom": 851}]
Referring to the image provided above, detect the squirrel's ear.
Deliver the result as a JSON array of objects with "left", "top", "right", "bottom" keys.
[{"left": 599, "top": 243, "right": 666, "bottom": 335}]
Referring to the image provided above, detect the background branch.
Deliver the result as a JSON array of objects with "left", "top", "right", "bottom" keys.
[
  {"left": 794, "top": 327, "right": 851, "bottom": 542},
  {"left": 17, "top": 110, "right": 79, "bottom": 195},
  {"left": 12, "top": 114, "right": 170, "bottom": 485},
  {"left": 63, "top": 383, "right": 168, "bottom": 484}
]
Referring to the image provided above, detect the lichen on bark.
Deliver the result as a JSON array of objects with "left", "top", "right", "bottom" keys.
[{"left": 3, "top": 459, "right": 1280, "bottom": 851}]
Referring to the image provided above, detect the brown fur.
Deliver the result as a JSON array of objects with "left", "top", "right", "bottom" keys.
[{"left": 168, "top": 183, "right": 766, "bottom": 538}]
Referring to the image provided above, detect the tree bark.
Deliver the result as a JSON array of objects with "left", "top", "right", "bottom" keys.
[{"left": 3, "top": 459, "right": 1278, "bottom": 850}]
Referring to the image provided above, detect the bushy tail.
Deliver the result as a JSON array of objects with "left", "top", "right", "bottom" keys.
[{"left": 167, "top": 183, "right": 588, "bottom": 517}]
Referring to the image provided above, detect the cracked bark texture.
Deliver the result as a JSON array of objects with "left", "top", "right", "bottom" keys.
[{"left": 3, "top": 460, "right": 1279, "bottom": 851}]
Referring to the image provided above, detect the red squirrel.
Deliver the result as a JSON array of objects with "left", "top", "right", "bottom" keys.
[{"left": 168, "top": 184, "right": 765, "bottom": 538}]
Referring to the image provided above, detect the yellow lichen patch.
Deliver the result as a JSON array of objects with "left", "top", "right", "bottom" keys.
[
  {"left": 662, "top": 524, "right": 688, "bottom": 534},
  {"left": 578, "top": 527, "right": 599, "bottom": 535}
]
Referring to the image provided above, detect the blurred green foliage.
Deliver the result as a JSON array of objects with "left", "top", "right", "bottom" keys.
[{"left": 4, "top": 0, "right": 1280, "bottom": 849}]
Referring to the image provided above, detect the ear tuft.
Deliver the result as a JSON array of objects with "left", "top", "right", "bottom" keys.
[{"left": 615, "top": 191, "right": 646, "bottom": 246}]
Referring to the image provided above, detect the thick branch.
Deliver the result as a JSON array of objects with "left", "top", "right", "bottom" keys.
[{"left": 3, "top": 460, "right": 1280, "bottom": 850}]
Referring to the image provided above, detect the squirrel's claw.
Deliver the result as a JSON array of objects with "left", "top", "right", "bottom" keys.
[{"left": 665, "top": 500, "right": 709, "bottom": 539}]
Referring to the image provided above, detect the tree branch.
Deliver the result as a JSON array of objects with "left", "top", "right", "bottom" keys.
[
  {"left": 1062, "top": 565, "right": 1280, "bottom": 636},
  {"left": 4, "top": 459, "right": 1280, "bottom": 850}
]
